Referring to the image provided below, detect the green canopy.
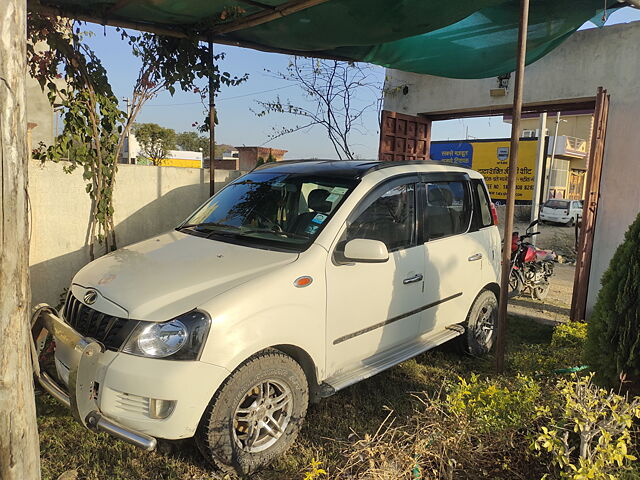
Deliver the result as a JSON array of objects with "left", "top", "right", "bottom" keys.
[{"left": 33, "top": 0, "right": 618, "bottom": 79}]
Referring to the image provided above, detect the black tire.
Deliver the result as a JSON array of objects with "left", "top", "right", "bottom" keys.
[
  {"left": 461, "top": 290, "right": 498, "bottom": 355},
  {"left": 567, "top": 217, "right": 575, "bottom": 227},
  {"left": 196, "top": 349, "right": 309, "bottom": 477},
  {"left": 507, "top": 270, "right": 523, "bottom": 299}
]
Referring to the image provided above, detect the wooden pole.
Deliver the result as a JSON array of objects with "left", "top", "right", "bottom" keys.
[
  {"left": 208, "top": 39, "right": 216, "bottom": 197},
  {"left": 495, "top": 0, "right": 530, "bottom": 374},
  {"left": 210, "top": 0, "right": 331, "bottom": 35},
  {"left": 0, "top": 0, "right": 42, "bottom": 478}
]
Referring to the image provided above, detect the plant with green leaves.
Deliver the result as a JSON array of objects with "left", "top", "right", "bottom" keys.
[
  {"left": 533, "top": 374, "right": 640, "bottom": 480},
  {"left": 28, "top": 14, "right": 124, "bottom": 258},
  {"left": 117, "top": 29, "right": 247, "bottom": 160},
  {"left": 445, "top": 373, "right": 541, "bottom": 433},
  {"left": 584, "top": 212, "right": 640, "bottom": 391},
  {"left": 27, "top": 14, "right": 248, "bottom": 259}
]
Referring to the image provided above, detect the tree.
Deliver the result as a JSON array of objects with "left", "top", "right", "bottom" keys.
[
  {"left": 27, "top": 15, "right": 248, "bottom": 259},
  {"left": 0, "top": 1, "right": 41, "bottom": 478},
  {"left": 132, "top": 123, "right": 176, "bottom": 166},
  {"left": 176, "top": 131, "right": 208, "bottom": 153},
  {"left": 255, "top": 58, "right": 382, "bottom": 160},
  {"left": 584, "top": 211, "right": 640, "bottom": 392}
]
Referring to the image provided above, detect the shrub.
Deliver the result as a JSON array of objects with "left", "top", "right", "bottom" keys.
[
  {"left": 533, "top": 374, "right": 640, "bottom": 480},
  {"left": 552, "top": 322, "right": 587, "bottom": 349},
  {"left": 446, "top": 374, "right": 541, "bottom": 432},
  {"left": 510, "top": 321, "right": 587, "bottom": 375},
  {"left": 584, "top": 212, "right": 640, "bottom": 390}
]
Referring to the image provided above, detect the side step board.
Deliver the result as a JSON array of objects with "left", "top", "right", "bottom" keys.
[{"left": 319, "top": 325, "right": 465, "bottom": 397}]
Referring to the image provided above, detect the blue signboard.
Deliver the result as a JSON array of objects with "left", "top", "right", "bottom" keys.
[{"left": 430, "top": 142, "right": 473, "bottom": 168}]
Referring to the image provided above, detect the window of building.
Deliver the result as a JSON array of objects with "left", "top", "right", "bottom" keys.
[{"left": 549, "top": 159, "right": 570, "bottom": 188}]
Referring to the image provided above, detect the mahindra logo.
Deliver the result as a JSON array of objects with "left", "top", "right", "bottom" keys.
[{"left": 83, "top": 289, "right": 98, "bottom": 305}]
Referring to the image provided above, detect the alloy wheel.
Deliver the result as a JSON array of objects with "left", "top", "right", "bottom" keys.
[{"left": 232, "top": 379, "right": 293, "bottom": 453}]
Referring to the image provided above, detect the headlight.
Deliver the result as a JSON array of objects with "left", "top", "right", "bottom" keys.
[{"left": 121, "top": 310, "right": 211, "bottom": 360}]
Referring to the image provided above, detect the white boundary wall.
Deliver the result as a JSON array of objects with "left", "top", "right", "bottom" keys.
[
  {"left": 383, "top": 22, "right": 640, "bottom": 316},
  {"left": 29, "top": 162, "right": 244, "bottom": 306}
]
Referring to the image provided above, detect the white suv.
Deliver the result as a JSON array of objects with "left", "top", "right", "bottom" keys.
[
  {"left": 540, "top": 199, "right": 583, "bottom": 226},
  {"left": 33, "top": 160, "right": 501, "bottom": 475}
]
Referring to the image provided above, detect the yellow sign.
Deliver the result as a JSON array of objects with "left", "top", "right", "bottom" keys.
[{"left": 432, "top": 139, "right": 537, "bottom": 202}]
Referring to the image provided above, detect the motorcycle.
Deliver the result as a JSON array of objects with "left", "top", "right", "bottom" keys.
[{"left": 508, "top": 220, "right": 556, "bottom": 300}]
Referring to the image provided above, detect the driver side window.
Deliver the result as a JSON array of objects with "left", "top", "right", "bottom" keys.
[{"left": 341, "top": 183, "right": 416, "bottom": 252}]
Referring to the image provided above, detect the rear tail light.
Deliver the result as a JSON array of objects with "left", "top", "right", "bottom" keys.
[
  {"left": 565, "top": 209, "right": 569, "bottom": 215},
  {"left": 490, "top": 202, "right": 499, "bottom": 225}
]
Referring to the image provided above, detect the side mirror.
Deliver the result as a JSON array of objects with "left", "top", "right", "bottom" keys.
[{"left": 343, "top": 239, "right": 389, "bottom": 263}]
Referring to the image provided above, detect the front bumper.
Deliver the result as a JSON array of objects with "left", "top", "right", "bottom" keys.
[
  {"left": 31, "top": 305, "right": 230, "bottom": 449},
  {"left": 32, "top": 306, "right": 157, "bottom": 450},
  {"left": 540, "top": 213, "right": 570, "bottom": 223}
]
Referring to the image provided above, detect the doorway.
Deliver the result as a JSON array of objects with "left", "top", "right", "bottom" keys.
[{"left": 378, "top": 88, "right": 610, "bottom": 323}]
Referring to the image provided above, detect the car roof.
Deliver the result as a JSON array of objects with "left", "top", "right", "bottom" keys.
[{"left": 252, "top": 159, "right": 479, "bottom": 179}]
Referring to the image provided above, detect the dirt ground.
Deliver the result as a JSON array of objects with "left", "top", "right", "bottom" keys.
[{"left": 503, "top": 221, "right": 577, "bottom": 324}]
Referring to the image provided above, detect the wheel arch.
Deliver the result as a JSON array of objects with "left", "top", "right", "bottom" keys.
[
  {"left": 484, "top": 282, "right": 500, "bottom": 298},
  {"left": 271, "top": 344, "right": 321, "bottom": 402}
]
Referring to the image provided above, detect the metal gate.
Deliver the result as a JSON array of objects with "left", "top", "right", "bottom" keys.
[
  {"left": 379, "top": 110, "right": 432, "bottom": 161},
  {"left": 571, "top": 87, "right": 609, "bottom": 322}
]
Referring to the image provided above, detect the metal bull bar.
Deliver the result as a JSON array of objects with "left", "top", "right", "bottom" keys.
[{"left": 31, "top": 304, "right": 157, "bottom": 451}]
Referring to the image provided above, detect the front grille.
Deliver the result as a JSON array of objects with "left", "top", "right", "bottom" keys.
[{"left": 63, "top": 293, "right": 138, "bottom": 350}]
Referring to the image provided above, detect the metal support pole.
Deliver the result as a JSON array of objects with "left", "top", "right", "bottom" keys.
[
  {"left": 544, "top": 111, "right": 561, "bottom": 201},
  {"left": 495, "top": 0, "right": 530, "bottom": 374},
  {"left": 122, "top": 97, "right": 132, "bottom": 163},
  {"left": 530, "top": 112, "right": 547, "bottom": 245},
  {"left": 208, "top": 40, "right": 216, "bottom": 197}
]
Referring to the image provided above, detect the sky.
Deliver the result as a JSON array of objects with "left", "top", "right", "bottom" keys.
[{"left": 81, "top": 7, "right": 640, "bottom": 159}]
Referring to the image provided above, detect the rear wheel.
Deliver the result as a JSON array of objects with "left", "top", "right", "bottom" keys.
[
  {"left": 532, "top": 282, "right": 550, "bottom": 300},
  {"left": 196, "top": 350, "right": 309, "bottom": 476},
  {"left": 461, "top": 290, "right": 498, "bottom": 355}
]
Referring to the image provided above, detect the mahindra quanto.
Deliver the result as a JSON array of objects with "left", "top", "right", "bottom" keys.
[{"left": 33, "top": 160, "right": 501, "bottom": 475}]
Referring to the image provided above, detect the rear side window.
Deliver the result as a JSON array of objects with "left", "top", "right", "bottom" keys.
[
  {"left": 423, "top": 181, "right": 471, "bottom": 240},
  {"left": 474, "top": 180, "right": 493, "bottom": 228}
]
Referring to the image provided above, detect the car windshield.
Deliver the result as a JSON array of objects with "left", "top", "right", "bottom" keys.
[
  {"left": 545, "top": 200, "right": 570, "bottom": 209},
  {"left": 180, "top": 171, "right": 358, "bottom": 251}
]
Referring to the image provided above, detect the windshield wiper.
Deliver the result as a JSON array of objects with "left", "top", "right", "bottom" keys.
[
  {"left": 242, "top": 228, "right": 308, "bottom": 240},
  {"left": 176, "top": 222, "right": 241, "bottom": 232}
]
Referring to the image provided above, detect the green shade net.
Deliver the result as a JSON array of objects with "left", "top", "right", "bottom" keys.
[{"left": 39, "top": 0, "right": 619, "bottom": 78}]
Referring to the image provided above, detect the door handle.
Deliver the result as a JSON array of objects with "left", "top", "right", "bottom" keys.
[
  {"left": 403, "top": 273, "right": 423, "bottom": 284},
  {"left": 468, "top": 253, "right": 483, "bottom": 262}
]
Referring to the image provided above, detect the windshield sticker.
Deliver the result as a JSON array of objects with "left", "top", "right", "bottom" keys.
[
  {"left": 325, "top": 193, "right": 339, "bottom": 203},
  {"left": 312, "top": 213, "right": 327, "bottom": 224},
  {"left": 305, "top": 224, "right": 320, "bottom": 235},
  {"left": 332, "top": 187, "right": 348, "bottom": 195}
]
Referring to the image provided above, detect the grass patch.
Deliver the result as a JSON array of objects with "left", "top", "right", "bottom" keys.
[{"left": 37, "top": 317, "right": 595, "bottom": 480}]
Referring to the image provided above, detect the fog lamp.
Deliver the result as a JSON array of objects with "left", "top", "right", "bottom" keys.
[{"left": 149, "top": 398, "right": 176, "bottom": 419}]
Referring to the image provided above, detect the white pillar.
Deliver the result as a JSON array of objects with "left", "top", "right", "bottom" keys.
[{"left": 530, "top": 112, "right": 547, "bottom": 245}]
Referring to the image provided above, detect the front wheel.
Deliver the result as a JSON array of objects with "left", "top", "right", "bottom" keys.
[
  {"left": 461, "top": 290, "right": 498, "bottom": 355},
  {"left": 508, "top": 270, "right": 523, "bottom": 299},
  {"left": 196, "top": 350, "right": 309, "bottom": 476}
]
